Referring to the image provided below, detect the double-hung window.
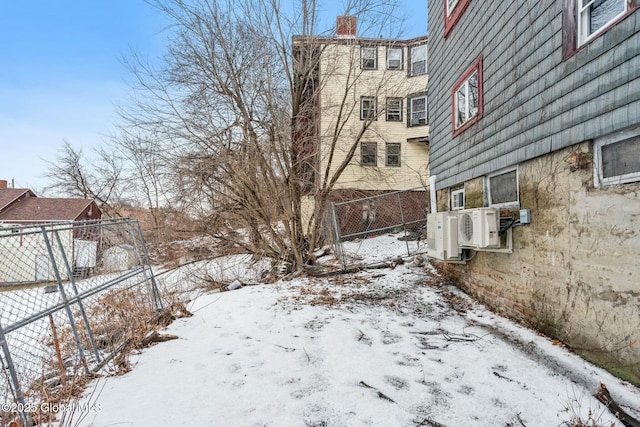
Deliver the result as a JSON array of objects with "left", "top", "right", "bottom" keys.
[
  {"left": 594, "top": 132, "right": 640, "bottom": 186},
  {"left": 386, "top": 143, "right": 401, "bottom": 167},
  {"left": 563, "top": 0, "right": 636, "bottom": 57},
  {"left": 409, "top": 45, "right": 427, "bottom": 76},
  {"left": 361, "top": 142, "right": 377, "bottom": 166},
  {"left": 387, "top": 47, "right": 403, "bottom": 70},
  {"left": 386, "top": 98, "right": 402, "bottom": 122},
  {"left": 360, "top": 96, "right": 377, "bottom": 120},
  {"left": 408, "top": 94, "right": 427, "bottom": 127},
  {"left": 446, "top": 0, "right": 460, "bottom": 16},
  {"left": 444, "top": 0, "right": 471, "bottom": 38},
  {"left": 578, "top": 0, "right": 627, "bottom": 45},
  {"left": 452, "top": 57, "right": 483, "bottom": 135},
  {"left": 361, "top": 46, "right": 377, "bottom": 70}
]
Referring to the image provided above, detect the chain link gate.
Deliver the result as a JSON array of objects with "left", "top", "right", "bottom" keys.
[
  {"left": 330, "top": 188, "right": 429, "bottom": 270},
  {"left": 0, "top": 218, "right": 162, "bottom": 426}
]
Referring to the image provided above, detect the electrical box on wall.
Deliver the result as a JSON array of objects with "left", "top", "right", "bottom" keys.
[{"left": 519, "top": 209, "right": 531, "bottom": 224}]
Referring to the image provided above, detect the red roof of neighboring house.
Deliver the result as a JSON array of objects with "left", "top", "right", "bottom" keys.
[
  {"left": 0, "top": 197, "right": 98, "bottom": 222},
  {"left": 0, "top": 188, "right": 34, "bottom": 213}
]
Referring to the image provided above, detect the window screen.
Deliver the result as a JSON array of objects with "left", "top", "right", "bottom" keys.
[
  {"left": 489, "top": 170, "right": 518, "bottom": 205},
  {"left": 601, "top": 136, "right": 640, "bottom": 178}
]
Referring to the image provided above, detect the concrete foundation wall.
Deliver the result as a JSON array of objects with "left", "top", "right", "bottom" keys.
[{"left": 436, "top": 143, "right": 640, "bottom": 384}]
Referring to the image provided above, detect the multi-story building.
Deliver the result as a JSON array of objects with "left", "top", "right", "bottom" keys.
[
  {"left": 293, "top": 17, "right": 429, "bottom": 232},
  {"left": 427, "top": 1, "right": 640, "bottom": 383}
]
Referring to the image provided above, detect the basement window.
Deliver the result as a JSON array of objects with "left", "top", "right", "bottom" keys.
[
  {"left": 451, "top": 188, "right": 465, "bottom": 210},
  {"left": 594, "top": 132, "right": 640, "bottom": 186},
  {"left": 487, "top": 168, "right": 519, "bottom": 207}
]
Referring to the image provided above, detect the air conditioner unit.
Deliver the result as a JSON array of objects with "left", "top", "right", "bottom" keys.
[
  {"left": 457, "top": 208, "right": 500, "bottom": 249},
  {"left": 426, "top": 212, "right": 461, "bottom": 261}
]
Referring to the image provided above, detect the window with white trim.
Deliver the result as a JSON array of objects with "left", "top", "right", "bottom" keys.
[
  {"left": 387, "top": 47, "right": 403, "bottom": 70},
  {"left": 386, "top": 98, "right": 402, "bottom": 121},
  {"left": 446, "top": 0, "right": 461, "bottom": 17},
  {"left": 360, "top": 96, "right": 377, "bottom": 120},
  {"left": 594, "top": 133, "right": 640, "bottom": 186},
  {"left": 451, "top": 188, "right": 465, "bottom": 210},
  {"left": 454, "top": 70, "right": 479, "bottom": 130},
  {"left": 361, "top": 46, "right": 377, "bottom": 70},
  {"left": 409, "top": 44, "right": 427, "bottom": 76},
  {"left": 578, "top": 0, "right": 627, "bottom": 45},
  {"left": 361, "top": 142, "right": 377, "bottom": 166},
  {"left": 386, "top": 143, "right": 401, "bottom": 167},
  {"left": 487, "top": 168, "right": 519, "bottom": 207},
  {"left": 408, "top": 94, "right": 427, "bottom": 127}
]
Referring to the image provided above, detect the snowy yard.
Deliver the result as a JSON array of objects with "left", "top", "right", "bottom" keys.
[{"left": 72, "top": 254, "right": 640, "bottom": 426}]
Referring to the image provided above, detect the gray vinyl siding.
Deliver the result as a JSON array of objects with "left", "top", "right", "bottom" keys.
[{"left": 428, "top": 1, "right": 640, "bottom": 190}]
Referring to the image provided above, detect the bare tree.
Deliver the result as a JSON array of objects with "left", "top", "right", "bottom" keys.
[
  {"left": 108, "top": 128, "right": 170, "bottom": 241},
  {"left": 114, "top": 0, "right": 413, "bottom": 270},
  {"left": 44, "top": 141, "right": 124, "bottom": 216}
]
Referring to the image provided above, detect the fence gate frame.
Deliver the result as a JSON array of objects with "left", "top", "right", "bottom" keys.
[
  {"left": 330, "top": 188, "right": 429, "bottom": 270},
  {"left": 0, "top": 218, "right": 162, "bottom": 426}
]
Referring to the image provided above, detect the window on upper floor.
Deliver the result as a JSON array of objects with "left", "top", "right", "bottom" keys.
[
  {"left": 409, "top": 44, "right": 427, "bottom": 76},
  {"left": 386, "top": 98, "right": 403, "bottom": 122},
  {"left": 361, "top": 142, "right": 377, "bottom": 166},
  {"left": 563, "top": 0, "right": 637, "bottom": 58},
  {"left": 594, "top": 132, "right": 640, "bottom": 187},
  {"left": 386, "top": 143, "right": 401, "bottom": 167},
  {"left": 408, "top": 94, "right": 427, "bottom": 127},
  {"left": 451, "top": 188, "right": 465, "bottom": 210},
  {"left": 444, "top": 0, "right": 472, "bottom": 38},
  {"left": 360, "top": 96, "right": 377, "bottom": 120},
  {"left": 452, "top": 57, "right": 483, "bottom": 136},
  {"left": 387, "top": 47, "right": 403, "bottom": 70},
  {"left": 578, "top": 0, "right": 627, "bottom": 45},
  {"left": 361, "top": 46, "right": 377, "bottom": 70},
  {"left": 446, "top": 0, "right": 460, "bottom": 16},
  {"left": 487, "top": 168, "right": 519, "bottom": 207}
]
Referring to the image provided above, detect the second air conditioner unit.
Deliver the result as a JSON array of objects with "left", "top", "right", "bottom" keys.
[
  {"left": 457, "top": 208, "right": 500, "bottom": 249},
  {"left": 426, "top": 212, "right": 461, "bottom": 261}
]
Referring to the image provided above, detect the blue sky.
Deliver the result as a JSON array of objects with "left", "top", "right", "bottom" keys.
[{"left": 0, "top": 1, "right": 427, "bottom": 192}]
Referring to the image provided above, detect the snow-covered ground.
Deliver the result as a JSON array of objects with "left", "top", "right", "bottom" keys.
[{"left": 71, "top": 247, "right": 640, "bottom": 427}]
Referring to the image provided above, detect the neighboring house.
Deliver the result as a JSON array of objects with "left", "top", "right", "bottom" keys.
[
  {"left": 427, "top": 2, "right": 640, "bottom": 383},
  {"left": 0, "top": 180, "right": 102, "bottom": 284},
  {"left": 293, "top": 17, "right": 429, "bottom": 233}
]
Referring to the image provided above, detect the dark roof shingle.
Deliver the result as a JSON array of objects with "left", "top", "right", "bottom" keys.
[
  {"left": 0, "top": 197, "right": 95, "bottom": 221},
  {"left": 0, "top": 188, "right": 34, "bottom": 212}
]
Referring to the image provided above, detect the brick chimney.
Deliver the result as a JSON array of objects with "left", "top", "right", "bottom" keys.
[
  {"left": 0, "top": 180, "right": 7, "bottom": 189},
  {"left": 337, "top": 16, "right": 356, "bottom": 38}
]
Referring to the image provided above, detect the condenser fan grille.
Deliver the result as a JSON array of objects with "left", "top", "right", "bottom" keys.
[{"left": 460, "top": 213, "right": 473, "bottom": 242}]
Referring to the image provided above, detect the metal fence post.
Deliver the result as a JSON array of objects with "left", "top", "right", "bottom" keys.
[
  {"left": 330, "top": 203, "right": 346, "bottom": 270},
  {"left": 52, "top": 228, "right": 102, "bottom": 363},
  {"left": 397, "top": 193, "right": 410, "bottom": 256},
  {"left": 0, "top": 322, "right": 32, "bottom": 427},
  {"left": 129, "top": 220, "right": 163, "bottom": 311},
  {"left": 40, "top": 226, "right": 90, "bottom": 372}
]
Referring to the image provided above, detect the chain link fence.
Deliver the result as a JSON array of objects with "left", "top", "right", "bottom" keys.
[
  {"left": 0, "top": 218, "right": 162, "bottom": 426},
  {"left": 330, "top": 188, "right": 429, "bottom": 270}
]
